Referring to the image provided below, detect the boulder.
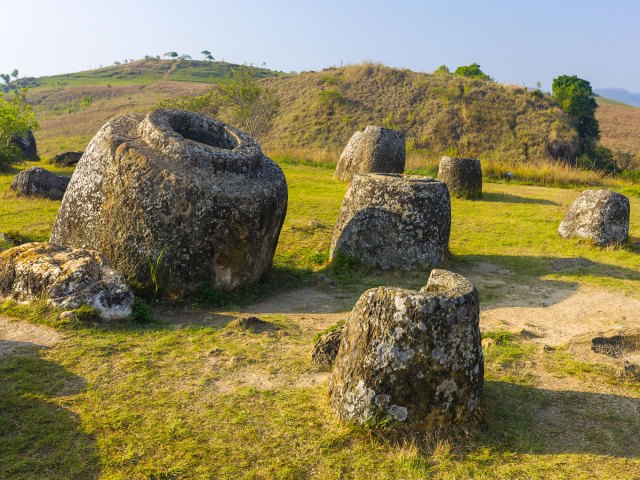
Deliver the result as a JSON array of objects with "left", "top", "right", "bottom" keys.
[
  {"left": 50, "top": 108, "right": 288, "bottom": 293},
  {"left": 51, "top": 151, "right": 83, "bottom": 167},
  {"left": 330, "top": 174, "right": 450, "bottom": 270},
  {"left": 312, "top": 326, "right": 343, "bottom": 367},
  {"left": 0, "top": 242, "right": 133, "bottom": 320},
  {"left": 329, "top": 269, "right": 483, "bottom": 427},
  {"left": 335, "top": 126, "right": 405, "bottom": 181},
  {"left": 437, "top": 156, "right": 482, "bottom": 199},
  {"left": 10, "top": 167, "right": 70, "bottom": 200},
  {"left": 11, "top": 130, "right": 38, "bottom": 160},
  {"left": 558, "top": 190, "right": 629, "bottom": 246}
]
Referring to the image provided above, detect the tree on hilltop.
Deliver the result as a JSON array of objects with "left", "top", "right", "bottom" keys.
[
  {"left": 10, "top": 69, "right": 18, "bottom": 80},
  {"left": 552, "top": 75, "right": 599, "bottom": 154},
  {"left": 164, "top": 52, "right": 178, "bottom": 58},
  {"left": 434, "top": 65, "right": 450, "bottom": 74},
  {"left": 454, "top": 63, "right": 492, "bottom": 80},
  {"left": 201, "top": 50, "right": 214, "bottom": 61}
]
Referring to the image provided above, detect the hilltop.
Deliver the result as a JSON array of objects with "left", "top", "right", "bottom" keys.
[
  {"left": 596, "top": 98, "right": 640, "bottom": 158},
  {"left": 594, "top": 87, "right": 640, "bottom": 107}
]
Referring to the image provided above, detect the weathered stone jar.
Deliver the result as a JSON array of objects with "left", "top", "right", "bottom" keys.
[
  {"left": 329, "top": 269, "right": 484, "bottom": 428},
  {"left": 330, "top": 174, "right": 450, "bottom": 270},
  {"left": 335, "top": 126, "right": 405, "bottom": 181},
  {"left": 437, "top": 156, "right": 482, "bottom": 199},
  {"left": 50, "top": 108, "right": 288, "bottom": 293},
  {"left": 558, "top": 189, "right": 629, "bottom": 246},
  {"left": 11, "top": 167, "right": 70, "bottom": 200}
]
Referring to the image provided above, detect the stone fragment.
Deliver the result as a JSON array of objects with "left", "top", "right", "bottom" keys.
[
  {"left": 329, "top": 269, "right": 483, "bottom": 427},
  {"left": 558, "top": 190, "right": 629, "bottom": 246},
  {"left": 50, "top": 108, "right": 288, "bottom": 293},
  {"left": 0, "top": 242, "right": 133, "bottom": 320},
  {"left": 335, "top": 126, "right": 405, "bottom": 181},
  {"left": 51, "top": 151, "right": 83, "bottom": 167},
  {"left": 330, "top": 173, "right": 450, "bottom": 270},
  {"left": 312, "top": 326, "right": 343, "bottom": 367},
  {"left": 11, "top": 130, "right": 38, "bottom": 160},
  {"left": 10, "top": 167, "right": 70, "bottom": 200},
  {"left": 437, "top": 156, "right": 482, "bottom": 199}
]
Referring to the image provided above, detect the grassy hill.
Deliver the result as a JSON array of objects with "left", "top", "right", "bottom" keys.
[
  {"left": 596, "top": 98, "right": 640, "bottom": 157},
  {"left": 261, "top": 64, "right": 578, "bottom": 165}
]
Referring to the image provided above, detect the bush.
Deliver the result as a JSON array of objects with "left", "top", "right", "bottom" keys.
[
  {"left": 576, "top": 145, "right": 618, "bottom": 174},
  {"left": 0, "top": 88, "right": 39, "bottom": 168},
  {"left": 454, "top": 63, "right": 492, "bottom": 81}
]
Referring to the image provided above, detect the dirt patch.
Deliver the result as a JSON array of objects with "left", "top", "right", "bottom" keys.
[
  {"left": 242, "top": 287, "right": 343, "bottom": 314},
  {"left": 481, "top": 285, "right": 640, "bottom": 346},
  {"left": 0, "top": 316, "right": 63, "bottom": 355}
]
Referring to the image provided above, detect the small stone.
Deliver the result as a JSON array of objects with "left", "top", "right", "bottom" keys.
[
  {"left": 11, "top": 130, "right": 38, "bottom": 160},
  {"left": 51, "top": 151, "right": 83, "bottom": 167},
  {"left": 311, "top": 326, "right": 343, "bottom": 367},
  {"left": 437, "top": 156, "right": 482, "bottom": 199},
  {"left": 549, "top": 257, "right": 596, "bottom": 272},
  {"left": 230, "top": 316, "right": 279, "bottom": 333},
  {"left": 59, "top": 311, "right": 79, "bottom": 322},
  {"left": 10, "top": 167, "right": 70, "bottom": 200},
  {"left": 307, "top": 220, "right": 325, "bottom": 229},
  {"left": 335, "top": 126, "right": 405, "bottom": 182},
  {"left": 558, "top": 190, "right": 629, "bottom": 246},
  {"left": 0, "top": 242, "right": 133, "bottom": 320}
]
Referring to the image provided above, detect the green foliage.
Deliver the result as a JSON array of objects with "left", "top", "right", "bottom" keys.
[
  {"left": 0, "top": 88, "right": 39, "bottom": 167},
  {"left": 576, "top": 145, "right": 618, "bottom": 174},
  {"left": 552, "top": 75, "right": 599, "bottom": 153},
  {"left": 434, "top": 64, "right": 450, "bottom": 74},
  {"left": 454, "top": 63, "right": 491, "bottom": 80},
  {"left": 318, "top": 89, "right": 343, "bottom": 104},
  {"left": 129, "top": 297, "right": 152, "bottom": 324},
  {"left": 147, "top": 245, "right": 168, "bottom": 298}
]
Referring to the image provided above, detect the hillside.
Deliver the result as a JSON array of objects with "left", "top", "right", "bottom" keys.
[
  {"left": 596, "top": 98, "right": 640, "bottom": 157},
  {"left": 594, "top": 87, "right": 640, "bottom": 107},
  {"left": 21, "top": 59, "right": 280, "bottom": 156},
  {"left": 260, "top": 64, "right": 578, "bottom": 163}
]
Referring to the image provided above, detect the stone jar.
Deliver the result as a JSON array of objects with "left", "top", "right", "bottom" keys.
[
  {"left": 335, "top": 126, "right": 405, "bottom": 181},
  {"left": 329, "top": 269, "right": 484, "bottom": 428},
  {"left": 437, "top": 156, "right": 482, "bottom": 199},
  {"left": 50, "top": 108, "right": 288, "bottom": 293},
  {"left": 330, "top": 174, "right": 450, "bottom": 270}
]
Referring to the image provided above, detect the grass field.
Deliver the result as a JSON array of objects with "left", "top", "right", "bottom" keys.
[{"left": 1, "top": 160, "right": 640, "bottom": 479}]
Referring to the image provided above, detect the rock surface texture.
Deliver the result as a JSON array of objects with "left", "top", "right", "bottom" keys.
[
  {"left": 11, "top": 130, "right": 38, "bottom": 160},
  {"left": 329, "top": 269, "right": 483, "bottom": 427},
  {"left": 0, "top": 242, "right": 133, "bottom": 320},
  {"left": 558, "top": 190, "right": 629, "bottom": 246},
  {"left": 335, "top": 126, "right": 405, "bottom": 181},
  {"left": 312, "top": 326, "right": 344, "bottom": 367},
  {"left": 437, "top": 156, "right": 482, "bottom": 199},
  {"left": 10, "top": 167, "right": 70, "bottom": 200},
  {"left": 51, "top": 151, "right": 83, "bottom": 167},
  {"left": 50, "top": 109, "right": 288, "bottom": 293},
  {"left": 330, "top": 174, "right": 450, "bottom": 270}
]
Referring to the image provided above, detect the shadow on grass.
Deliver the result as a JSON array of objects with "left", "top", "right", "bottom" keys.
[
  {"left": 481, "top": 192, "right": 559, "bottom": 206},
  {"left": 451, "top": 253, "right": 640, "bottom": 309},
  {"left": 480, "top": 380, "right": 640, "bottom": 458},
  {"left": 0, "top": 348, "right": 100, "bottom": 479}
]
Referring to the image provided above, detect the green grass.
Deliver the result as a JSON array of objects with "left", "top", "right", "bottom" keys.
[{"left": 1, "top": 161, "right": 640, "bottom": 478}]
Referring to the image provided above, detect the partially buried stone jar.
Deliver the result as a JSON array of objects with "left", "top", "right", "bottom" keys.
[
  {"left": 437, "top": 156, "right": 482, "bottom": 199},
  {"left": 329, "top": 269, "right": 484, "bottom": 428},
  {"left": 330, "top": 174, "right": 450, "bottom": 270},
  {"left": 50, "top": 108, "right": 288, "bottom": 293}
]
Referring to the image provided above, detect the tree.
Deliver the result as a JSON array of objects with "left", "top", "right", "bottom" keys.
[
  {"left": 201, "top": 50, "right": 214, "bottom": 61},
  {"left": 0, "top": 88, "right": 39, "bottom": 168},
  {"left": 0, "top": 74, "right": 10, "bottom": 85},
  {"left": 434, "top": 65, "right": 450, "bottom": 74},
  {"left": 10, "top": 69, "right": 18, "bottom": 80},
  {"left": 179, "top": 54, "right": 192, "bottom": 60},
  {"left": 164, "top": 52, "right": 178, "bottom": 58},
  {"left": 552, "top": 75, "right": 599, "bottom": 154},
  {"left": 454, "top": 63, "right": 491, "bottom": 80}
]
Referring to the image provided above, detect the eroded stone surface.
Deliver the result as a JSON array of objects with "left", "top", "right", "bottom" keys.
[
  {"left": 558, "top": 190, "right": 629, "bottom": 246},
  {"left": 0, "top": 242, "right": 133, "bottom": 320},
  {"left": 10, "top": 167, "right": 70, "bottom": 200},
  {"left": 329, "top": 269, "right": 483, "bottom": 427},
  {"left": 50, "top": 108, "right": 288, "bottom": 293},
  {"left": 437, "top": 156, "right": 482, "bottom": 199},
  {"left": 335, "top": 126, "right": 405, "bottom": 181},
  {"left": 330, "top": 174, "right": 450, "bottom": 270},
  {"left": 312, "top": 326, "right": 343, "bottom": 367}
]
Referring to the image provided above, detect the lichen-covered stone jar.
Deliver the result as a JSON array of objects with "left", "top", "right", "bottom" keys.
[{"left": 51, "top": 108, "right": 288, "bottom": 293}]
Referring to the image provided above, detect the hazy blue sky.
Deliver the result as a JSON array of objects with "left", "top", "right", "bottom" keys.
[{"left": 1, "top": 0, "right": 638, "bottom": 91}]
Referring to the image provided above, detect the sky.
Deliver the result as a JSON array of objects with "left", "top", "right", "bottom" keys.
[{"left": 1, "top": 0, "right": 639, "bottom": 91}]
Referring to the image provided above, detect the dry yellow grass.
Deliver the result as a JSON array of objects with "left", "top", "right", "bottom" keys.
[{"left": 596, "top": 101, "right": 640, "bottom": 156}]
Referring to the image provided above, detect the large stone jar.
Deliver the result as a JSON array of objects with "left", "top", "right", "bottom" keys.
[
  {"left": 330, "top": 174, "right": 450, "bottom": 270},
  {"left": 51, "top": 108, "right": 288, "bottom": 293},
  {"left": 329, "top": 269, "right": 484, "bottom": 428},
  {"left": 335, "top": 126, "right": 405, "bottom": 181},
  {"left": 437, "top": 156, "right": 482, "bottom": 199}
]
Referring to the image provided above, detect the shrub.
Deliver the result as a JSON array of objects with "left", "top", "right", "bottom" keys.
[
  {"left": 0, "top": 88, "right": 39, "bottom": 168},
  {"left": 454, "top": 63, "right": 492, "bottom": 81}
]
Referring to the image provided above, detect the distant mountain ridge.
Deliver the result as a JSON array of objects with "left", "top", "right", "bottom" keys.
[{"left": 594, "top": 87, "right": 640, "bottom": 107}]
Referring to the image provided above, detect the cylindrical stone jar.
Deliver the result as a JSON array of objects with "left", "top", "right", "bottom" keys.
[{"left": 437, "top": 156, "right": 482, "bottom": 199}]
